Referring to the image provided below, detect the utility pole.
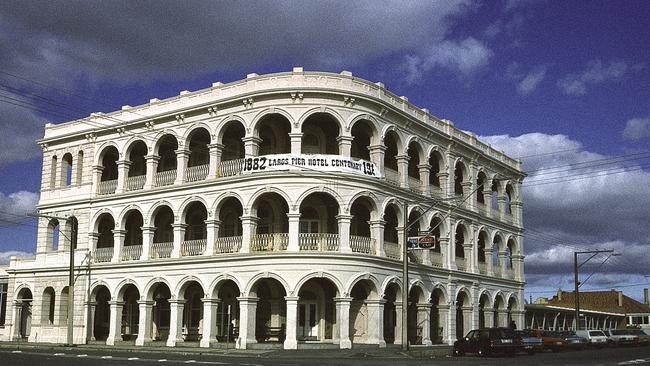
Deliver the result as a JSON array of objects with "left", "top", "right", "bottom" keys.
[
  {"left": 401, "top": 203, "right": 409, "bottom": 351},
  {"left": 574, "top": 249, "right": 619, "bottom": 330}
]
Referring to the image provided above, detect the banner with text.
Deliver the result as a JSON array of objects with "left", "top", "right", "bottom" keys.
[{"left": 241, "top": 154, "right": 382, "bottom": 178}]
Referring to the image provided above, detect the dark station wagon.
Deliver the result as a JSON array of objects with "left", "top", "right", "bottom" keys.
[{"left": 453, "top": 327, "right": 521, "bottom": 357}]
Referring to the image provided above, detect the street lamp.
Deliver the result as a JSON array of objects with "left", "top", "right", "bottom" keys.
[{"left": 573, "top": 250, "right": 621, "bottom": 330}]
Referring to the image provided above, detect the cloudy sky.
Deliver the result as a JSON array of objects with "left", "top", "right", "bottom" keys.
[{"left": 0, "top": 0, "right": 648, "bottom": 302}]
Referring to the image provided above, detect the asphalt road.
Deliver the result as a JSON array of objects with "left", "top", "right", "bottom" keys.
[{"left": 1, "top": 346, "right": 650, "bottom": 366}]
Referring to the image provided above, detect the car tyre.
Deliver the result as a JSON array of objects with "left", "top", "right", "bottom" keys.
[
  {"left": 453, "top": 348, "right": 465, "bottom": 357},
  {"left": 477, "top": 347, "right": 490, "bottom": 357}
]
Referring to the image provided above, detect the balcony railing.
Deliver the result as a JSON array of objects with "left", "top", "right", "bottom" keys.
[
  {"left": 384, "top": 168, "right": 400, "bottom": 186},
  {"left": 217, "top": 158, "right": 244, "bottom": 177},
  {"left": 155, "top": 169, "right": 176, "bottom": 187},
  {"left": 214, "top": 236, "right": 242, "bottom": 254},
  {"left": 121, "top": 245, "right": 142, "bottom": 261},
  {"left": 298, "top": 233, "right": 339, "bottom": 251},
  {"left": 350, "top": 235, "right": 375, "bottom": 254},
  {"left": 151, "top": 241, "right": 173, "bottom": 258},
  {"left": 251, "top": 233, "right": 288, "bottom": 252},
  {"left": 384, "top": 241, "right": 400, "bottom": 260},
  {"left": 93, "top": 247, "right": 113, "bottom": 263},
  {"left": 98, "top": 179, "right": 117, "bottom": 195},
  {"left": 126, "top": 175, "right": 145, "bottom": 191},
  {"left": 185, "top": 164, "right": 209, "bottom": 182},
  {"left": 181, "top": 239, "right": 207, "bottom": 256}
]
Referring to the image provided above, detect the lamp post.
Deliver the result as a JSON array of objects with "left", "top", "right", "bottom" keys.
[{"left": 573, "top": 250, "right": 620, "bottom": 330}]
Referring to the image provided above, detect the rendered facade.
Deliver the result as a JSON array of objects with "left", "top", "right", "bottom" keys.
[{"left": 3, "top": 69, "right": 525, "bottom": 349}]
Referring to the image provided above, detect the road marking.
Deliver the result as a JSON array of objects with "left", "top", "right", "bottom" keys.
[
  {"left": 128, "top": 357, "right": 140, "bottom": 361},
  {"left": 159, "top": 359, "right": 168, "bottom": 362},
  {"left": 196, "top": 362, "right": 231, "bottom": 365},
  {"left": 101, "top": 356, "right": 113, "bottom": 359},
  {"left": 186, "top": 361, "right": 197, "bottom": 364},
  {"left": 54, "top": 353, "right": 65, "bottom": 356},
  {"left": 11, "top": 350, "right": 22, "bottom": 353},
  {"left": 619, "top": 359, "right": 650, "bottom": 365},
  {"left": 78, "top": 354, "right": 88, "bottom": 357}
]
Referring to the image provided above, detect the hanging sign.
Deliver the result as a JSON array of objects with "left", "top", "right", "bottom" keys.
[
  {"left": 241, "top": 154, "right": 382, "bottom": 178},
  {"left": 407, "top": 235, "right": 437, "bottom": 250}
]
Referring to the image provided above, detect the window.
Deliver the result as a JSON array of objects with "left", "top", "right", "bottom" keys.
[{"left": 0, "top": 283, "right": 7, "bottom": 327}]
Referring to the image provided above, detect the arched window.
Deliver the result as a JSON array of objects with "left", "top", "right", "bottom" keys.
[
  {"left": 76, "top": 151, "right": 84, "bottom": 185},
  {"left": 48, "top": 219, "right": 60, "bottom": 251},
  {"left": 62, "top": 153, "right": 73, "bottom": 187},
  {"left": 50, "top": 155, "right": 58, "bottom": 189}
]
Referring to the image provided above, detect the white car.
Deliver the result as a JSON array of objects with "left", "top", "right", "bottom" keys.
[
  {"left": 604, "top": 330, "right": 638, "bottom": 345},
  {"left": 575, "top": 330, "right": 608, "bottom": 348}
]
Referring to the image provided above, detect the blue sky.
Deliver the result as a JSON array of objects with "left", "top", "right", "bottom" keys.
[{"left": 0, "top": 0, "right": 649, "bottom": 302}]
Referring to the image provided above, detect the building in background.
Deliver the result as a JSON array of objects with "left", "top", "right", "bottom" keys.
[
  {"left": 0, "top": 267, "right": 7, "bottom": 339},
  {"left": 526, "top": 289, "right": 650, "bottom": 330},
  {"left": 3, "top": 69, "right": 525, "bottom": 349}
]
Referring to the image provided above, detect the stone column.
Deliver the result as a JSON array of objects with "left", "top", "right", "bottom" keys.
[
  {"left": 462, "top": 243, "right": 473, "bottom": 272},
  {"left": 242, "top": 136, "right": 261, "bottom": 158},
  {"left": 396, "top": 154, "right": 409, "bottom": 188},
  {"left": 337, "top": 214, "right": 352, "bottom": 253},
  {"left": 366, "top": 299, "right": 386, "bottom": 347},
  {"left": 171, "top": 223, "right": 186, "bottom": 258},
  {"left": 240, "top": 216, "right": 258, "bottom": 253},
  {"left": 135, "top": 300, "right": 154, "bottom": 346},
  {"left": 418, "top": 163, "right": 431, "bottom": 196},
  {"left": 236, "top": 297, "right": 258, "bottom": 349},
  {"left": 513, "top": 254, "right": 525, "bottom": 281},
  {"left": 286, "top": 212, "right": 301, "bottom": 252},
  {"left": 92, "top": 165, "right": 104, "bottom": 195},
  {"left": 337, "top": 135, "right": 354, "bottom": 157},
  {"left": 498, "top": 250, "right": 508, "bottom": 278},
  {"left": 482, "top": 188, "right": 492, "bottom": 216},
  {"left": 418, "top": 303, "right": 433, "bottom": 346},
  {"left": 394, "top": 301, "right": 403, "bottom": 345},
  {"left": 485, "top": 248, "right": 494, "bottom": 276},
  {"left": 469, "top": 224, "right": 478, "bottom": 274},
  {"left": 106, "top": 300, "right": 124, "bottom": 346},
  {"left": 174, "top": 149, "right": 190, "bottom": 185},
  {"left": 369, "top": 219, "right": 385, "bottom": 257},
  {"left": 334, "top": 297, "right": 352, "bottom": 349},
  {"left": 88, "top": 232, "right": 100, "bottom": 254},
  {"left": 289, "top": 133, "right": 303, "bottom": 155},
  {"left": 115, "top": 160, "right": 131, "bottom": 194},
  {"left": 207, "top": 143, "right": 223, "bottom": 180},
  {"left": 167, "top": 299, "right": 185, "bottom": 347},
  {"left": 498, "top": 310, "right": 509, "bottom": 327},
  {"left": 446, "top": 217, "right": 457, "bottom": 270},
  {"left": 111, "top": 229, "right": 126, "bottom": 263},
  {"left": 140, "top": 226, "right": 155, "bottom": 261},
  {"left": 444, "top": 153, "right": 455, "bottom": 198},
  {"left": 396, "top": 226, "right": 405, "bottom": 261},
  {"left": 439, "top": 237, "right": 450, "bottom": 270},
  {"left": 368, "top": 145, "right": 386, "bottom": 177},
  {"left": 205, "top": 219, "right": 220, "bottom": 256},
  {"left": 437, "top": 171, "right": 449, "bottom": 199},
  {"left": 144, "top": 155, "right": 159, "bottom": 189},
  {"left": 497, "top": 195, "right": 507, "bottom": 221},
  {"left": 85, "top": 301, "right": 97, "bottom": 342},
  {"left": 284, "top": 296, "right": 299, "bottom": 349},
  {"left": 461, "top": 306, "right": 473, "bottom": 338},
  {"left": 200, "top": 298, "right": 220, "bottom": 348},
  {"left": 437, "top": 304, "right": 450, "bottom": 345},
  {"left": 483, "top": 307, "right": 495, "bottom": 327}
]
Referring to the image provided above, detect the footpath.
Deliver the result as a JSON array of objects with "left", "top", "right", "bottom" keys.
[{"left": 0, "top": 341, "right": 453, "bottom": 359}]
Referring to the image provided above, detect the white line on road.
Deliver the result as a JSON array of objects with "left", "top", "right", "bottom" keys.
[
  {"left": 159, "top": 359, "right": 168, "bottom": 362},
  {"left": 11, "top": 350, "right": 22, "bottom": 353},
  {"left": 128, "top": 357, "right": 140, "bottom": 361},
  {"left": 196, "top": 362, "right": 231, "bottom": 365},
  {"left": 101, "top": 355, "right": 113, "bottom": 359},
  {"left": 185, "top": 361, "right": 196, "bottom": 364},
  {"left": 77, "top": 354, "right": 88, "bottom": 357},
  {"left": 54, "top": 353, "right": 65, "bottom": 356}
]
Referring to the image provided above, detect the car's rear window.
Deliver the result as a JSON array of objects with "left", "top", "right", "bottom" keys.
[
  {"left": 589, "top": 331, "right": 605, "bottom": 336},
  {"left": 491, "top": 328, "right": 515, "bottom": 338},
  {"left": 610, "top": 330, "right": 627, "bottom": 335}
]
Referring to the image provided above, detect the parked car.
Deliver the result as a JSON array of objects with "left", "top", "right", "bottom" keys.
[
  {"left": 453, "top": 327, "right": 521, "bottom": 357},
  {"left": 604, "top": 329, "right": 638, "bottom": 346},
  {"left": 575, "top": 330, "right": 608, "bottom": 348},
  {"left": 627, "top": 329, "right": 650, "bottom": 345},
  {"left": 516, "top": 330, "right": 544, "bottom": 354},
  {"left": 531, "top": 329, "right": 568, "bottom": 352},
  {"left": 560, "top": 331, "right": 589, "bottom": 350}
]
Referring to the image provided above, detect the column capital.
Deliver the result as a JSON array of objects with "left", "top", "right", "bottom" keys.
[
  {"left": 145, "top": 154, "right": 160, "bottom": 162},
  {"left": 168, "top": 299, "right": 186, "bottom": 306},
  {"left": 368, "top": 144, "right": 387, "bottom": 153},
  {"left": 365, "top": 299, "right": 386, "bottom": 305},
  {"left": 286, "top": 212, "right": 301, "bottom": 220},
  {"left": 335, "top": 214, "right": 353, "bottom": 221},
  {"left": 236, "top": 296, "right": 259, "bottom": 304},
  {"left": 92, "top": 165, "right": 105, "bottom": 172},
  {"left": 417, "top": 163, "right": 431, "bottom": 170},
  {"left": 172, "top": 223, "right": 188, "bottom": 229},
  {"left": 242, "top": 136, "right": 262, "bottom": 144},
  {"left": 395, "top": 154, "right": 410, "bottom": 162},
  {"left": 288, "top": 132, "right": 304, "bottom": 139},
  {"left": 137, "top": 300, "right": 155, "bottom": 306},
  {"left": 141, "top": 226, "right": 156, "bottom": 233},
  {"left": 208, "top": 143, "right": 225, "bottom": 151},
  {"left": 116, "top": 160, "right": 133, "bottom": 167},
  {"left": 201, "top": 298, "right": 222, "bottom": 305},
  {"left": 284, "top": 296, "right": 300, "bottom": 302},
  {"left": 333, "top": 297, "right": 353, "bottom": 303},
  {"left": 417, "top": 303, "right": 433, "bottom": 310},
  {"left": 112, "top": 229, "right": 127, "bottom": 236},
  {"left": 368, "top": 219, "right": 386, "bottom": 227},
  {"left": 336, "top": 135, "right": 354, "bottom": 143},
  {"left": 108, "top": 300, "right": 125, "bottom": 307}
]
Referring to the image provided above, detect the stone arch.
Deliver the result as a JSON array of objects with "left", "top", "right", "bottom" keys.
[
  {"left": 152, "top": 129, "right": 181, "bottom": 153},
  {"left": 408, "top": 279, "right": 430, "bottom": 302},
  {"left": 211, "top": 192, "right": 246, "bottom": 216},
  {"left": 90, "top": 209, "right": 116, "bottom": 231},
  {"left": 207, "top": 274, "right": 244, "bottom": 299},
  {"left": 454, "top": 286, "right": 473, "bottom": 306},
  {"left": 143, "top": 277, "right": 173, "bottom": 301},
  {"left": 115, "top": 278, "right": 141, "bottom": 300},
  {"left": 146, "top": 200, "right": 176, "bottom": 224},
  {"left": 173, "top": 275, "right": 207, "bottom": 299},
  {"left": 117, "top": 204, "right": 146, "bottom": 228},
  {"left": 346, "top": 272, "right": 380, "bottom": 300},
  {"left": 295, "top": 186, "right": 344, "bottom": 211},
  {"left": 380, "top": 197, "right": 404, "bottom": 222},
  {"left": 182, "top": 122, "right": 214, "bottom": 146},
  {"left": 123, "top": 136, "right": 150, "bottom": 157},
  {"left": 14, "top": 283, "right": 34, "bottom": 299},
  {"left": 244, "top": 272, "right": 291, "bottom": 297},
  {"left": 294, "top": 271, "right": 344, "bottom": 298},
  {"left": 246, "top": 186, "right": 294, "bottom": 212},
  {"left": 94, "top": 141, "right": 121, "bottom": 165},
  {"left": 404, "top": 136, "right": 426, "bottom": 160},
  {"left": 216, "top": 115, "right": 248, "bottom": 140},
  {"left": 380, "top": 276, "right": 403, "bottom": 298},
  {"left": 491, "top": 232, "right": 505, "bottom": 251},
  {"left": 178, "top": 196, "right": 210, "bottom": 220},
  {"left": 478, "top": 289, "right": 493, "bottom": 308},
  {"left": 348, "top": 113, "right": 380, "bottom": 145},
  {"left": 297, "top": 107, "right": 344, "bottom": 131},
  {"left": 249, "top": 107, "right": 295, "bottom": 134},
  {"left": 88, "top": 280, "right": 112, "bottom": 301},
  {"left": 430, "top": 283, "right": 448, "bottom": 304},
  {"left": 492, "top": 291, "right": 507, "bottom": 308},
  {"left": 345, "top": 190, "right": 379, "bottom": 214}
]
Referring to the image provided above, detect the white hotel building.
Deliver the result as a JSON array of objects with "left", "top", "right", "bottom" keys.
[{"left": 2, "top": 69, "right": 525, "bottom": 349}]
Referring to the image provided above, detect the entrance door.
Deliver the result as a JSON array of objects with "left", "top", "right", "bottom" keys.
[{"left": 298, "top": 302, "right": 319, "bottom": 340}]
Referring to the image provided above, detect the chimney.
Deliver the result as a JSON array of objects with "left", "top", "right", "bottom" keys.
[
  {"left": 644, "top": 288, "right": 649, "bottom": 305},
  {"left": 557, "top": 289, "right": 562, "bottom": 301},
  {"left": 618, "top": 291, "right": 623, "bottom": 307}
]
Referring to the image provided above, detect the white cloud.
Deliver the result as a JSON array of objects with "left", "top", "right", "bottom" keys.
[
  {"left": 479, "top": 132, "right": 650, "bottom": 288},
  {"left": 0, "top": 191, "right": 39, "bottom": 224},
  {"left": 0, "top": 250, "right": 33, "bottom": 265},
  {"left": 622, "top": 117, "right": 650, "bottom": 141},
  {"left": 517, "top": 67, "right": 546, "bottom": 95},
  {"left": 557, "top": 59, "right": 629, "bottom": 96},
  {"left": 403, "top": 37, "right": 493, "bottom": 84}
]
